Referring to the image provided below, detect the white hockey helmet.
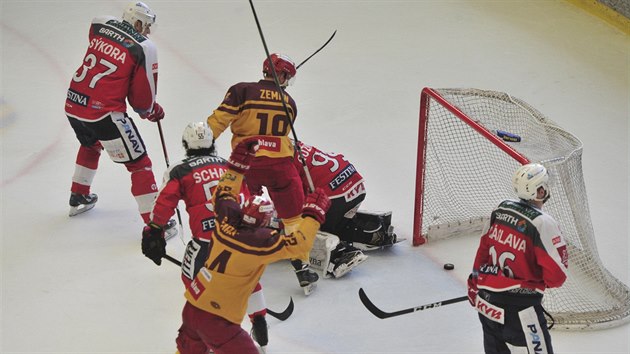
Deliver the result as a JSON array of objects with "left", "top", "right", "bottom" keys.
[
  {"left": 182, "top": 122, "right": 214, "bottom": 150},
  {"left": 512, "top": 163, "right": 549, "bottom": 201},
  {"left": 122, "top": 2, "right": 156, "bottom": 31}
]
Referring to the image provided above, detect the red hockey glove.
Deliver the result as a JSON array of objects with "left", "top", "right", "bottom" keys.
[
  {"left": 467, "top": 273, "right": 478, "bottom": 307},
  {"left": 142, "top": 222, "right": 166, "bottom": 266},
  {"left": 140, "top": 102, "right": 165, "bottom": 122},
  {"left": 228, "top": 137, "right": 259, "bottom": 174},
  {"left": 302, "top": 188, "right": 331, "bottom": 224}
]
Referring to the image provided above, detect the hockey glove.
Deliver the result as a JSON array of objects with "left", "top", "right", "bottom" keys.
[
  {"left": 302, "top": 188, "right": 331, "bottom": 225},
  {"left": 467, "top": 273, "right": 478, "bottom": 307},
  {"left": 142, "top": 222, "right": 166, "bottom": 266},
  {"left": 140, "top": 102, "right": 165, "bottom": 122},
  {"left": 228, "top": 137, "right": 259, "bottom": 174}
]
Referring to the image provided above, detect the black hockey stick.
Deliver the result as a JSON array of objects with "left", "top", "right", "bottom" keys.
[
  {"left": 156, "top": 121, "right": 185, "bottom": 239},
  {"left": 296, "top": 30, "right": 337, "bottom": 70},
  {"left": 163, "top": 253, "right": 294, "bottom": 321},
  {"left": 266, "top": 297, "right": 294, "bottom": 321},
  {"left": 164, "top": 253, "right": 182, "bottom": 266},
  {"left": 359, "top": 288, "right": 468, "bottom": 319},
  {"left": 248, "top": 0, "right": 315, "bottom": 192}
]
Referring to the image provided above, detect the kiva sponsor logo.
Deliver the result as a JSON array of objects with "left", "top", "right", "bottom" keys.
[{"left": 475, "top": 297, "right": 505, "bottom": 324}]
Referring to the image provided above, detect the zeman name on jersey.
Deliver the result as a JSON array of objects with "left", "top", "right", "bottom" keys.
[{"left": 329, "top": 164, "right": 357, "bottom": 190}]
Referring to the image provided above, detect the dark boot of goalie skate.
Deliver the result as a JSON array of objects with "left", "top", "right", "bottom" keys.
[
  {"left": 250, "top": 314, "right": 268, "bottom": 347},
  {"left": 69, "top": 192, "right": 98, "bottom": 216},
  {"left": 164, "top": 218, "right": 178, "bottom": 240},
  {"left": 327, "top": 242, "right": 368, "bottom": 278}
]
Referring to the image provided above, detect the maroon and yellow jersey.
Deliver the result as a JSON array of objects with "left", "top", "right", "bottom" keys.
[
  {"left": 184, "top": 169, "right": 319, "bottom": 324},
  {"left": 65, "top": 16, "right": 159, "bottom": 121},
  {"left": 207, "top": 80, "right": 297, "bottom": 158}
]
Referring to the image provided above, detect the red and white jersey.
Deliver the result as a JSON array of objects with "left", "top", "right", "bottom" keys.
[
  {"left": 294, "top": 141, "right": 365, "bottom": 202},
  {"left": 473, "top": 200, "right": 568, "bottom": 294},
  {"left": 65, "top": 16, "right": 159, "bottom": 121},
  {"left": 150, "top": 155, "right": 249, "bottom": 242}
]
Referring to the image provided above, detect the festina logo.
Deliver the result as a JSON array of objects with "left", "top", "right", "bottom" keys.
[{"left": 67, "top": 89, "right": 89, "bottom": 106}]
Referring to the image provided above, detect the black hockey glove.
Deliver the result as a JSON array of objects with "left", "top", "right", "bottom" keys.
[{"left": 142, "top": 222, "right": 166, "bottom": 266}]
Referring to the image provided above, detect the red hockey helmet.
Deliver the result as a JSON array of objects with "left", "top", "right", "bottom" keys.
[
  {"left": 263, "top": 53, "right": 297, "bottom": 79},
  {"left": 242, "top": 195, "right": 274, "bottom": 228}
]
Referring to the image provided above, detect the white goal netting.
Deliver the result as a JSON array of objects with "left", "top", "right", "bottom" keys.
[{"left": 414, "top": 87, "right": 630, "bottom": 330}]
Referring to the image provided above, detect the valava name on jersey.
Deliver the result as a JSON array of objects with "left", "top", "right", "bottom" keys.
[
  {"left": 67, "top": 89, "right": 89, "bottom": 107},
  {"left": 89, "top": 37, "right": 127, "bottom": 63},
  {"left": 488, "top": 225, "right": 526, "bottom": 252}
]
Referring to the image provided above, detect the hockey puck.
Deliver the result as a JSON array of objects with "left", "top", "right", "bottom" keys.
[{"left": 443, "top": 263, "right": 455, "bottom": 270}]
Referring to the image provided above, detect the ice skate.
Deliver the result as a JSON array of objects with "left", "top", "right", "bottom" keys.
[
  {"left": 68, "top": 192, "right": 98, "bottom": 216},
  {"left": 250, "top": 314, "right": 268, "bottom": 351},
  {"left": 292, "top": 260, "right": 318, "bottom": 295},
  {"left": 164, "top": 219, "right": 178, "bottom": 240},
  {"left": 327, "top": 245, "right": 368, "bottom": 278}
]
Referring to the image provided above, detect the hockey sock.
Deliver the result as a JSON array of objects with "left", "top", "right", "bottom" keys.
[
  {"left": 125, "top": 155, "right": 158, "bottom": 223},
  {"left": 247, "top": 283, "right": 267, "bottom": 318},
  {"left": 71, "top": 143, "right": 102, "bottom": 194}
]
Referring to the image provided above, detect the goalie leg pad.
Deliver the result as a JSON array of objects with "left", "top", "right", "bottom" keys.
[
  {"left": 343, "top": 210, "right": 397, "bottom": 246},
  {"left": 309, "top": 231, "right": 341, "bottom": 278}
]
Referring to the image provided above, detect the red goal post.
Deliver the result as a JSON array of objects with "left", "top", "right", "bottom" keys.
[{"left": 413, "top": 87, "right": 630, "bottom": 330}]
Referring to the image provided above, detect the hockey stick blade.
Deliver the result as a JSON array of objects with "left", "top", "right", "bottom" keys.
[
  {"left": 296, "top": 30, "right": 337, "bottom": 70},
  {"left": 358, "top": 288, "right": 468, "bottom": 319},
  {"left": 266, "top": 297, "right": 294, "bottom": 321}
]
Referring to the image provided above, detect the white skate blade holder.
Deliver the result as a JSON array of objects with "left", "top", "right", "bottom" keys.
[
  {"left": 68, "top": 203, "right": 96, "bottom": 217},
  {"left": 303, "top": 282, "right": 317, "bottom": 296}
]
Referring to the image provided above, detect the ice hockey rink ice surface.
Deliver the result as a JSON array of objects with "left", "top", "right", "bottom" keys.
[{"left": 1, "top": 1, "right": 628, "bottom": 353}]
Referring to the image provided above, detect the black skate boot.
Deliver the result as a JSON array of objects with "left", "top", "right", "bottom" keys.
[
  {"left": 250, "top": 314, "right": 268, "bottom": 348},
  {"left": 69, "top": 192, "right": 98, "bottom": 216},
  {"left": 291, "top": 259, "right": 318, "bottom": 295},
  {"left": 164, "top": 219, "right": 178, "bottom": 240},
  {"left": 327, "top": 242, "right": 368, "bottom": 278}
]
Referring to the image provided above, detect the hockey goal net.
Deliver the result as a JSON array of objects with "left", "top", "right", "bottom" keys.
[{"left": 413, "top": 87, "right": 630, "bottom": 330}]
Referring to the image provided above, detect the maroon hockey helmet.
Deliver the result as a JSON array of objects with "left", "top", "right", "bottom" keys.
[
  {"left": 242, "top": 195, "right": 274, "bottom": 228},
  {"left": 263, "top": 53, "right": 297, "bottom": 79}
]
